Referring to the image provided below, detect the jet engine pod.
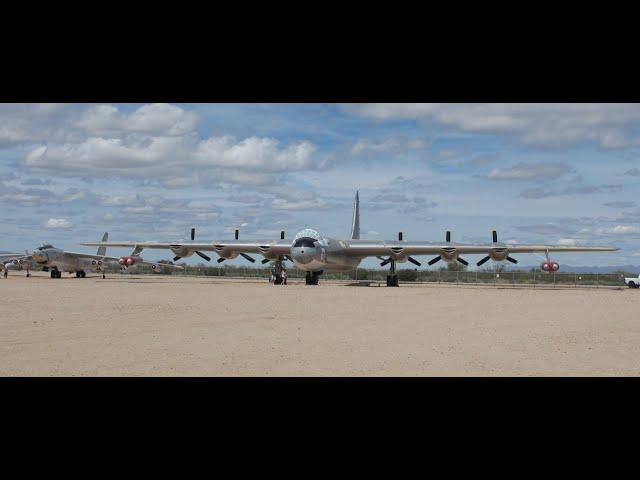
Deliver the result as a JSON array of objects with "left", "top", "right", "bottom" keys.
[
  {"left": 540, "top": 260, "right": 560, "bottom": 272},
  {"left": 118, "top": 256, "right": 137, "bottom": 267}
]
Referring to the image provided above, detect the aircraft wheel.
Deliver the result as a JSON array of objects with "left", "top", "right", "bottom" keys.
[
  {"left": 56, "top": 271, "right": 62, "bottom": 279},
  {"left": 629, "top": 281, "right": 638, "bottom": 289},
  {"left": 51, "top": 271, "right": 56, "bottom": 279},
  {"left": 386, "top": 275, "right": 399, "bottom": 287}
]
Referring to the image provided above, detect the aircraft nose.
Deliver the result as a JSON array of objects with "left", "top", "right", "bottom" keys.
[
  {"left": 291, "top": 246, "right": 316, "bottom": 264},
  {"left": 31, "top": 250, "right": 46, "bottom": 262}
]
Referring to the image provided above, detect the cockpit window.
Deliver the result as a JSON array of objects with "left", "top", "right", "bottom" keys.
[
  {"left": 38, "top": 244, "right": 54, "bottom": 250},
  {"left": 293, "top": 237, "right": 317, "bottom": 248}
]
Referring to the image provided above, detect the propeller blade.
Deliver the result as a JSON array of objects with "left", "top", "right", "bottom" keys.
[
  {"left": 477, "top": 255, "right": 491, "bottom": 267},
  {"left": 173, "top": 256, "right": 182, "bottom": 262},
  {"left": 457, "top": 257, "right": 469, "bottom": 266},
  {"left": 428, "top": 255, "right": 442, "bottom": 266},
  {"left": 261, "top": 258, "right": 271, "bottom": 264},
  {"left": 492, "top": 230, "right": 498, "bottom": 243},
  {"left": 195, "top": 251, "right": 211, "bottom": 262},
  {"left": 217, "top": 258, "right": 226, "bottom": 263},
  {"left": 446, "top": 231, "right": 451, "bottom": 242},
  {"left": 407, "top": 257, "right": 421, "bottom": 267},
  {"left": 280, "top": 231, "right": 285, "bottom": 240},
  {"left": 380, "top": 257, "right": 391, "bottom": 267},
  {"left": 506, "top": 256, "right": 518, "bottom": 264},
  {"left": 240, "top": 253, "right": 255, "bottom": 263},
  {"left": 235, "top": 229, "right": 239, "bottom": 240},
  {"left": 191, "top": 228, "right": 195, "bottom": 241}
]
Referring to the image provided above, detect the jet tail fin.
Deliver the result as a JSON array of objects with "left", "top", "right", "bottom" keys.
[
  {"left": 96, "top": 232, "right": 108, "bottom": 257},
  {"left": 350, "top": 191, "right": 360, "bottom": 239}
]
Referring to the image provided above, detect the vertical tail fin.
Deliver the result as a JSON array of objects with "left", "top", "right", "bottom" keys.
[
  {"left": 96, "top": 232, "right": 108, "bottom": 257},
  {"left": 350, "top": 191, "right": 360, "bottom": 239}
]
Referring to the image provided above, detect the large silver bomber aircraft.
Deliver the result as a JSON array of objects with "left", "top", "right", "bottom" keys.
[
  {"left": 4, "top": 233, "right": 183, "bottom": 278},
  {"left": 82, "top": 192, "right": 619, "bottom": 286}
]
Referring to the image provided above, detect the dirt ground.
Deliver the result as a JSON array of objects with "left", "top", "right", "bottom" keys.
[{"left": 1, "top": 272, "right": 639, "bottom": 376}]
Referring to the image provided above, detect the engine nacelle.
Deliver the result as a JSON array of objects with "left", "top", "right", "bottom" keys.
[
  {"left": 118, "top": 256, "right": 137, "bottom": 267},
  {"left": 489, "top": 248, "right": 509, "bottom": 262},
  {"left": 540, "top": 260, "right": 560, "bottom": 272},
  {"left": 441, "top": 247, "right": 459, "bottom": 263},
  {"left": 170, "top": 246, "right": 194, "bottom": 258},
  {"left": 214, "top": 245, "right": 239, "bottom": 260}
]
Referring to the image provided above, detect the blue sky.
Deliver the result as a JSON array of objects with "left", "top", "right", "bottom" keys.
[{"left": 1, "top": 103, "right": 639, "bottom": 268}]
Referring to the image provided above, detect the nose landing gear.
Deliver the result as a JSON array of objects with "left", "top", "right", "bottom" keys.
[
  {"left": 50, "top": 269, "right": 62, "bottom": 279},
  {"left": 304, "top": 271, "right": 322, "bottom": 285}
]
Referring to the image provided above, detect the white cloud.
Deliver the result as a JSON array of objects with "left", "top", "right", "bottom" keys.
[
  {"left": 351, "top": 137, "right": 429, "bottom": 155},
  {"left": 194, "top": 136, "right": 317, "bottom": 172},
  {"left": 24, "top": 133, "right": 320, "bottom": 184},
  {"left": 77, "top": 103, "right": 198, "bottom": 136},
  {"left": 489, "top": 162, "right": 573, "bottom": 181},
  {"left": 557, "top": 238, "right": 577, "bottom": 246},
  {"left": 348, "top": 103, "right": 640, "bottom": 149},
  {"left": 608, "top": 225, "right": 640, "bottom": 235},
  {"left": 45, "top": 218, "right": 73, "bottom": 229}
]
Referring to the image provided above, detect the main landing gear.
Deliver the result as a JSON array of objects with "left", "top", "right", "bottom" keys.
[
  {"left": 50, "top": 269, "right": 62, "bottom": 279},
  {"left": 305, "top": 271, "right": 322, "bottom": 285},
  {"left": 386, "top": 259, "right": 399, "bottom": 287},
  {"left": 75, "top": 271, "right": 87, "bottom": 278}
]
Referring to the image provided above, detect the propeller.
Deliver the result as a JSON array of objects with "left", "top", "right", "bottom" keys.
[
  {"left": 196, "top": 251, "right": 212, "bottom": 261},
  {"left": 476, "top": 230, "right": 518, "bottom": 266},
  {"left": 428, "top": 255, "right": 442, "bottom": 266},
  {"left": 407, "top": 257, "right": 421, "bottom": 267},
  {"left": 240, "top": 253, "right": 255, "bottom": 263},
  {"left": 476, "top": 255, "right": 491, "bottom": 267}
]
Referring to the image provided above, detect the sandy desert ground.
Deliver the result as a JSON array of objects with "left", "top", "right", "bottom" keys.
[{"left": 1, "top": 272, "right": 639, "bottom": 376}]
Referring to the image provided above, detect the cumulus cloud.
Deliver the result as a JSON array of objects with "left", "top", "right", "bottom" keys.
[
  {"left": 347, "top": 103, "right": 640, "bottom": 149},
  {"left": 23, "top": 133, "right": 320, "bottom": 184},
  {"left": 489, "top": 162, "right": 573, "bottom": 181},
  {"left": 0, "top": 103, "right": 78, "bottom": 148},
  {"left": 5, "top": 104, "right": 323, "bottom": 189},
  {"left": 194, "top": 136, "right": 318, "bottom": 172},
  {"left": 76, "top": 103, "right": 198, "bottom": 137},
  {"left": 45, "top": 218, "right": 73, "bottom": 229}
]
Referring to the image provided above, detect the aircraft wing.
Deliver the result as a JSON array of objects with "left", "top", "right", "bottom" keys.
[
  {"left": 63, "top": 251, "right": 183, "bottom": 269},
  {"left": 341, "top": 240, "right": 618, "bottom": 257},
  {"left": 80, "top": 241, "right": 292, "bottom": 257},
  {"left": 0, "top": 253, "right": 27, "bottom": 261},
  {"left": 491, "top": 245, "right": 619, "bottom": 254}
]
